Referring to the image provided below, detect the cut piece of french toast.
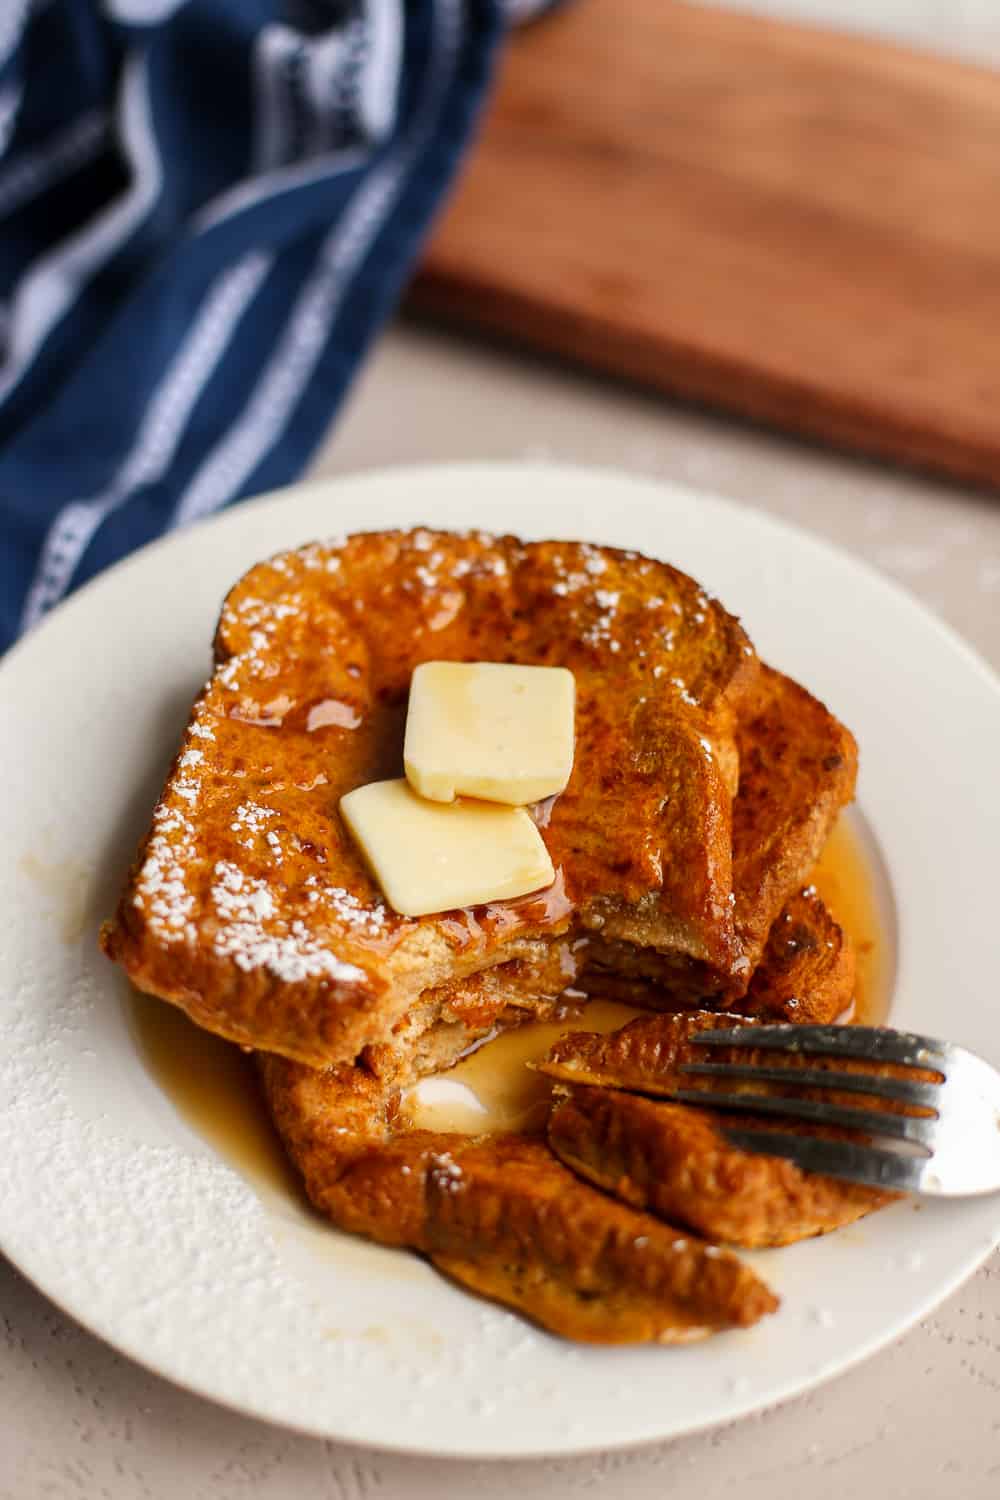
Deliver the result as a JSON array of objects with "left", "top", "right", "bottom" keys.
[
  {"left": 542, "top": 1009, "right": 933, "bottom": 1114},
  {"left": 540, "top": 1011, "right": 897, "bottom": 1247},
  {"left": 546, "top": 1083, "right": 893, "bottom": 1249},
  {"left": 102, "top": 530, "right": 758, "bottom": 1067},
  {"left": 258, "top": 1044, "right": 779, "bottom": 1343}
]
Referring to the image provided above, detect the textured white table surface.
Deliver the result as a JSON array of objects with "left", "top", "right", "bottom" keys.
[{"left": 6, "top": 5, "right": 1000, "bottom": 1494}]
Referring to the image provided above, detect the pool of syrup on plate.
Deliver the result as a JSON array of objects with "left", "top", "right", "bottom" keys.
[{"left": 129, "top": 813, "right": 891, "bottom": 1195}]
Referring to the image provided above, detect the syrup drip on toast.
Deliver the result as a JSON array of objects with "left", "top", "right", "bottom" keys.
[{"left": 437, "top": 867, "right": 575, "bottom": 951}]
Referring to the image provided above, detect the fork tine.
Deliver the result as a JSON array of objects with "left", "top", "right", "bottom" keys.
[
  {"left": 669, "top": 1089, "right": 937, "bottom": 1146},
  {"left": 693, "top": 1024, "right": 949, "bottom": 1070},
  {"left": 722, "top": 1129, "right": 929, "bottom": 1194},
  {"left": 680, "top": 1061, "right": 942, "bottom": 1110}
]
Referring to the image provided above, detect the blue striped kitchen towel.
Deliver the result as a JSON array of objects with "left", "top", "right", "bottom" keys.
[{"left": 0, "top": 0, "right": 559, "bottom": 651}]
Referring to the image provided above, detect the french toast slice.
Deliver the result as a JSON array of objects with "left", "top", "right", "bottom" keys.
[
  {"left": 258, "top": 1044, "right": 779, "bottom": 1343},
  {"left": 579, "top": 665, "right": 857, "bottom": 1006},
  {"left": 540, "top": 1012, "right": 897, "bottom": 1247},
  {"left": 102, "top": 530, "right": 757, "bottom": 1067}
]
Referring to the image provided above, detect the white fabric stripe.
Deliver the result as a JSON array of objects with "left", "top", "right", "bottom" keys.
[
  {"left": 19, "top": 250, "right": 272, "bottom": 631},
  {"left": 0, "top": 53, "right": 161, "bottom": 411},
  {"left": 255, "top": 6, "right": 401, "bottom": 168},
  {"left": 102, "top": 0, "right": 189, "bottom": 21},
  {"left": 505, "top": 0, "right": 555, "bottom": 21},
  {"left": 252, "top": 25, "right": 300, "bottom": 174},
  {"left": 196, "top": 2, "right": 404, "bottom": 235},
  {"left": 0, "top": 109, "right": 107, "bottom": 220},
  {"left": 359, "top": 0, "right": 404, "bottom": 142},
  {"left": 0, "top": 1, "right": 31, "bottom": 74},
  {"left": 304, "top": 26, "right": 357, "bottom": 158},
  {"left": 172, "top": 0, "right": 455, "bottom": 528},
  {"left": 0, "top": 82, "right": 21, "bottom": 160},
  {"left": 195, "top": 138, "right": 368, "bottom": 234}
]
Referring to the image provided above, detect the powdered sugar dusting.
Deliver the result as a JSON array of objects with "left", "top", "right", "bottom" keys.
[
  {"left": 430, "top": 1151, "right": 466, "bottom": 1196},
  {"left": 581, "top": 582, "right": 622, "bottom": 652},
  {"left": 397, "top": 530, "right": 509, "bottom": 596},
  {"left": 229, "top": 799, "right": 276, "bottom": 847},
  {"left": 229, "top": 595, "right": 300, "bottom": 629},
  {"left": 302, "top": 874, "right": 392, "bottom": 941},
  {"left": 297, "top": 538, "right": 346, "bottom": 571},
  {"left": 131, "top": 695, "right": 229, "bottom": 944},
  {"left": 133, "top": 800, "right": 197, "bottom": 944},
  {"left": 216, "top": 591, "right": 312, "bottom": 693},
  {"left": 211, "top": 861, "right": 365, "bottom": 984}
]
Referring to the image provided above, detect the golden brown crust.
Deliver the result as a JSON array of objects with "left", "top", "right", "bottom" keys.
[
  {"left": 102, "top": 530, "right": 758, "bottom": 1067},
  {"left": 541, "top": 1008, "right": 916, "bottom": 1104},
  {"left": 743, "top": 886, "right": 855, "bottom": 1024},
  {"left": 424, "top": 1137, "right": 778, "bottom": 1342},
  {"left": 577, "top": 666, "right": 858, "bottom": 1007},
  {"left": 579, "top": 887, "right": 855, "bottom": 1024},
  {"left": 539, "top": 1010, "right": 913, "bottom": 1246},
  {"left": 540, "top": 1010, "right": 753, "bottom": 1094},
  {"left": 547, "top": 1084, "right": 891, "bottom": 1249},
  {"left": 731, "top": 666, "right": 857, "bottom": 980},
  {"left": 258, "top": 1053, "right": 779, "bottom": 1342}
]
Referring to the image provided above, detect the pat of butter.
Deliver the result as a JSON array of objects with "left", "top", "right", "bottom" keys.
[
  {"left": 403, "top": 661, "right": 575, "bottom": 805},
  {"left": 339, "top": 778, "right": 555, "bottom": 917}
]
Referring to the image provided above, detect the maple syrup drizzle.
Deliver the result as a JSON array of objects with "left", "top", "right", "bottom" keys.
[
  {"left": 807, "top": 814, "right": 891, "bottom": 1026},
  {"left": 400, "top": 997, "right": 641, "bottom": 1136},
  {"left": 127, "top": 996, "right": 303, "bottom": 1201},
  {"left": 305, "top": 698, "right": 363, "bottom": 731},
  {"left": 129, "top": 813, "right": 891, "bottom": 1193},
  {"left": 437, "top": 866, "right": 575, "bottom": 952}
]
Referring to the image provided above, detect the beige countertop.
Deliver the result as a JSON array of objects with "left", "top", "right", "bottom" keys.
[{"left": 4, "top": 320, "right": 1000, "bottom": 1497}]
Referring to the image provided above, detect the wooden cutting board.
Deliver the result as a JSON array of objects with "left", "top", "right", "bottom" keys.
[{"left": 413, "top": 0, "right": 1000, "bottom": 491}]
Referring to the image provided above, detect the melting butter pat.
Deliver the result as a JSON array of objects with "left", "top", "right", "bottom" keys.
[
  {"left": 404, "top": 661, "right": 575, "bottom": 805},
  {"left": 339, "top": 778, "right": 555, "bottom": 917}
]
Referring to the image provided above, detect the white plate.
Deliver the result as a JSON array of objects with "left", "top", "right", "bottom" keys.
[{"left": 2, "top": 464, "right": 999, "bottom": 1459}]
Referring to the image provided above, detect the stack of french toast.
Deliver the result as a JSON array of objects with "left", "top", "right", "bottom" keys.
[{"left": 103, "top": 529, "right": 894, "bottom": 1344}]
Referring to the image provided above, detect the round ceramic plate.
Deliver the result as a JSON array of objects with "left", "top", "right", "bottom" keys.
[{"left": 2, "top": 464, "right": 999, "bottom": 1459}]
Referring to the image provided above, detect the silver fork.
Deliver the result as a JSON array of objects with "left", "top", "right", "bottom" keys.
[{"left": 673, "top": 1024, "right": 1000, "bottom": 1197}]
